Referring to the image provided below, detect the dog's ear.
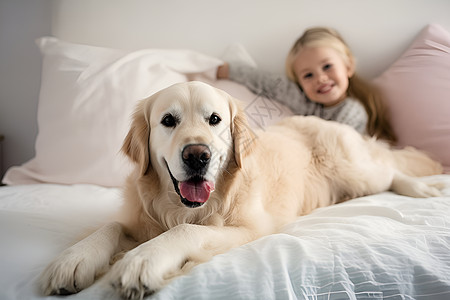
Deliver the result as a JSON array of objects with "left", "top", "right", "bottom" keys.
[
  {"left": 122, "top": 100, "right": 151, "bottom": 175},
  {"left": 229, "top": 97, "right": 257, "bottom": 168}
]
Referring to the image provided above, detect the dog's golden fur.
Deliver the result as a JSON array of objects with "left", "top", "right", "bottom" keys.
[{"left": 40, "top": 81, "right": 442, "bottom": 300}]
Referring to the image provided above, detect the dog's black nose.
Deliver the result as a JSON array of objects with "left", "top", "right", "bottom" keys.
[{"left": 182, "top": 144, "right": 211, "bottom": 172}]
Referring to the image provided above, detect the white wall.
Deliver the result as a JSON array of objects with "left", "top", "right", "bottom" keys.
[
  {"left": 0, "top": 0, "right": 52, "bottom": 178},
  {"left": 1, "top": 0, "right": 450, "bottom": 179},
  {"left": 52, "top": 0, "right": 450, "bottom": 78}
]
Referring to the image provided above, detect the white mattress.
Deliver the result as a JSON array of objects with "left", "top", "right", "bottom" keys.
[{"left": 1, "top": 176, "right": 450, "bottom": 300}]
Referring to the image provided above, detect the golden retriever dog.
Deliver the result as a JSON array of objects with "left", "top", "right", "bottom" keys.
[{"left": 40, "top": 81, "right": 442, "bottom": 300}]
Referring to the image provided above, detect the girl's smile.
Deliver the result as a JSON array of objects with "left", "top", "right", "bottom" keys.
[{"left": 318, "top": 82, "right": 334, "bottom": 94}]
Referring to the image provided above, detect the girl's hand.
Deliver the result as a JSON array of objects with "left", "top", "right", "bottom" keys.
[{"left": 216, "top": 63, "right": 229, "bottom": 79}]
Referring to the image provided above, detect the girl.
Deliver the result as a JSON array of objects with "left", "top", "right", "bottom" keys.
[{"left": 217, "top": 27, "right": 396, "bottom": 142}]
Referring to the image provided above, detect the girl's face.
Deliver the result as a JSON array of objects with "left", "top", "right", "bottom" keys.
[{"left": 293, "top": 46, "right": 354, "bottom": 107}]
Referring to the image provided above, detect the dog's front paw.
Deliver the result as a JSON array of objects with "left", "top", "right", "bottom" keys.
[
  {"left": 109, "top": 245, "right": 176, "bottom": 300},
  {"left": 40, "top": 246, "right": 102, "bottom": 295}
]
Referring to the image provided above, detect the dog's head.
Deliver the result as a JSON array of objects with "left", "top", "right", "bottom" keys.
[{"left": 122, "top": 81, "right": 255, "bottom": 208}]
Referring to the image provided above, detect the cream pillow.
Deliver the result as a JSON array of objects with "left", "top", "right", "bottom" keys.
[{"left": 3, "top": 37, "right": 222, "bottom": 186}]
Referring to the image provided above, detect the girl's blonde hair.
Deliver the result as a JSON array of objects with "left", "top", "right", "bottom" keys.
[{"left": 285, "top": 27, "right": 396, "bottom": 143}]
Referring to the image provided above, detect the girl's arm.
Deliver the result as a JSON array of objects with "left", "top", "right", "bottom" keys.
[
  {"left": 333, "top": 99, "right": 368, "bottom": 134},
  {"left": 218, "top": 62, "right": 312, "bottom": 115}
]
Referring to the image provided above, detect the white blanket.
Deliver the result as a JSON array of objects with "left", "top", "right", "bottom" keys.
[{"left": 0, "top": 176, "right": 449, "bottom": 300}]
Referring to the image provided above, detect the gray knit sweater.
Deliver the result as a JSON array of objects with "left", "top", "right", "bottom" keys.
[{"left": 228, "top": 63, "right": 368, "bottom": 134}]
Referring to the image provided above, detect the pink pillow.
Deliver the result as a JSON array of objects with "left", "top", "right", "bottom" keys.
[
  {"left": 2, "top": 37, "right": 222, "bottom": 187},
  {"left": 373, "top": 24, "right": 450, "bottom": 173}
]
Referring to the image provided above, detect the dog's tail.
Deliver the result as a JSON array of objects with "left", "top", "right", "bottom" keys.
[{"left": 392, "top": 146, "right": 443, "bottom": 177}]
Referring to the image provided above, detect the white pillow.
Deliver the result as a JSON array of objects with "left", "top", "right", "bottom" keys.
[{"left": 3, "top": 37, "right": 222, "bottom": 187}]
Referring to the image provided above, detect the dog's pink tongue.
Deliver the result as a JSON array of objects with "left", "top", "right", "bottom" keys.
[{"left": 179, "top": 180, "right": 214, "bottom": 203}]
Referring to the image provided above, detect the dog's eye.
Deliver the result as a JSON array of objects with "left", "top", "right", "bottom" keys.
[
  {"left": 161, "top": 114, "right": 177, "bottom": 128},
  {"left": 209, "top": 113, "right": 221, "bottom": 126}
]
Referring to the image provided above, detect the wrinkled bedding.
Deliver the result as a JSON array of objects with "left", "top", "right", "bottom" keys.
[{"left": 0, "top": 175, "right": 449, "bottom": 300}]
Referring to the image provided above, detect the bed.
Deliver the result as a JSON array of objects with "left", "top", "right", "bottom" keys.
[
  {"left": 1, "top": 176, "right": 450, "bottom": 300},
  {"left": 1, "top": 2, "right": 450, "bottom": 299}
]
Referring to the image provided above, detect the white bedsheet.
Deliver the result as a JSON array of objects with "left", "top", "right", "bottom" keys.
[{"left": 0, "top": 176, "right": 449, "bottom": 300}]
